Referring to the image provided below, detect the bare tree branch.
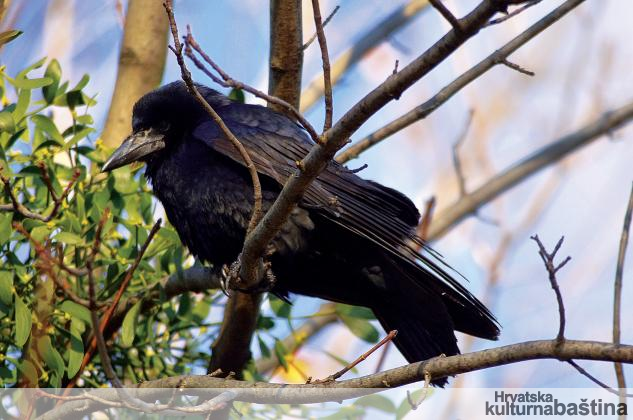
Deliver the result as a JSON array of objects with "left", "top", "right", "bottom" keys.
[
  {"left": 429, "top": 0, "right": 463, "bottom": 32},
  {"left": 336, "top": 0, "right": 585, "bottom": 163},
  {"left": 41, "top": 339, "right": 633, "bottom": 419},
  {"left": 303, "top": 5, "right": 340, "bottom": 50},
  {"left": 101, "top": 0, "right": 168, "bottom": 147},
  {"left": 269, "top": 0, "right": 303, "bottom": 111},
  {"left": 184, "top": 30, "right": 321, "bottom": 144},
  {"left": 310, "top": 0, "right": 334, "bottom": 132},
  {"left": 569, "top": 360, "right": 633, "bottom": 398},
  {"left": 614, "top": 183, "right": 633, "bottom": 404},
  {"left": 428, "top": 100, "right": 633, "bottom": 240},
  {"left": 531, "top": 235, "right": 571, "bottom": 343},
  {"left": 301, "top": 0, "right": 431, "bottom": 113}
]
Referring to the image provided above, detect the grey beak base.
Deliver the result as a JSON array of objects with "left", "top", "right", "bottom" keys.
[{"left": 101, "top": 129, "right": 166, "bottom": 172}]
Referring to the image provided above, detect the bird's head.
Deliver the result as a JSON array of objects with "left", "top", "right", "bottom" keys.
[{"left": 102, "top": 81, "right": 225, "bottom": 172}]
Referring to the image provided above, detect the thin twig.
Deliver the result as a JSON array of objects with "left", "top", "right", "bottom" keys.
[
  {"left": 499, "top": 58, "right": 535, "bottom": 76},
  {"left": 530, "top": 235, "right": 571, "bottom": 343},
  {"left": 303, "top": 5, "right": 339, "bottom": 50},
  {"left": 311, "top": 0, "right": 334, "bottom": 132},
  {"left": 163, "top": 0, "right": 263, "bottom": 235},
  {"left": 614, "top": 183, "right": 633, "bottom": 401},
  {"left": 184, "top": 29, "right": 322, "bottom": 145},
  {"left": 312, "top": 330, "right": 397, "bottom": 383},
  {"left": 428, "top": 0, "right": 462, "bottom": 32},
  {"left": 451, "top": 110, "right": 474, "bottom": 197},
  {"left": 568, "top": 361, "right": 633, "bottom": 398}
]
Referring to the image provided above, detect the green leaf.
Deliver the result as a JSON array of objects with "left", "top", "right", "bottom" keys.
[
  {"left": 335, "top": 303, "right": 375, "bottom": 320},
  {"left": 54, "top": 231, "right": 84, "bottom": 246},
  {"left": 228, "top": 88, "right": 245, "bottom": 103},
  {"left": 31, "top": 114, "right": 64, "bottom": 143},
  {"left": 14, "top": 293, "right": 31, "bottom": 347},
  {"left": 121, "top": 299, "right": 142, "bottom": 347},
  {"left": 0, "top": 271, "right": 13, "bottom": 305},
  {"left": 67, "top": 319, "right": 84, "bottom": 377},
  {"left": 72, "top": 74, "right": 90, "bottom": 91},
  {"left": 257, "top": 335, "right": 271, "bottom": 358},
  {"left": 13, "top": 88, "right": 30, "bottom": 121},
  {"left": 269, "top": 295, "right": 291, "bottom": 318},
  {"left": 0, "top": 30, "right": 22, "bottom": 47},
  {"left": 13, "top": 57, "right": 52, "bottom": 90},
  {"left": 60, "top": 300, "right": 92, "bottom": 325},
  {"left": 0, "top": 111, "right": 15, "bottom": 134},
  {"left": 0, "top": 212, "right": 12, "bottom": 245},
  {"left": 30, "top": 226, "right": 52, "bottom": 242},
  {"left": 42, "top": 59, "right": 61, "bottom": 104},
  {"left": 16, "top": 360, "right": 37, "bottom": 386},
  {"left": 63, "top": 126, "right": 94, "bottom": 150},
  {"left": 355, "top": 394, "right": 396, "bottom": 413},
  {"left": 274, "top": 339, "right": 289, "bottom": 371},
  {"left": 339, "top": 314, "right": 379, "bottom": 343},
  {"left": 37, "top": 335, "right": 65, "bottom": 382}
]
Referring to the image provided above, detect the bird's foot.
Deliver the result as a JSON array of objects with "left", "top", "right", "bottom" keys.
[
  {"left": 233, "top": 260, "right": 277, "bottom": 294},
  {"left": 221, "top": 256, "right": 276, "bottom": 295}
]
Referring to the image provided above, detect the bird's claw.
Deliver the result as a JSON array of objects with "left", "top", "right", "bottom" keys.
[
  {"left": 220, "top": 264, "right": 232, "bottom": 297},
  {"left": 221, "top": 257, "right": 276, "bottom": 295}
]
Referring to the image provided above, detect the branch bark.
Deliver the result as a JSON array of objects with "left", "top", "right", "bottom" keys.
[
  {"left": 428, "top": 100, "right": 633, "bottom": 240},
  {"left": 268, "top": 0, "right": 303, "bottom": 111},
  {"left": 101, "top": 0, "right": 169, "bottom": 148}
]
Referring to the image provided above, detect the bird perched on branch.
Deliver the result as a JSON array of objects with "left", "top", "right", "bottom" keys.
[{"left": 102, "top": 81, "right": 499, "bottom": 385}]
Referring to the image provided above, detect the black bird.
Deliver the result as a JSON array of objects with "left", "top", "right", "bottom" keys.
[{"left": 102, "top": 81, "right": 499, "bottom": 384}]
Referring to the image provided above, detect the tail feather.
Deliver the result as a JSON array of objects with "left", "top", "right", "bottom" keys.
[{"left": 371, "top": 262, "right": 499, "bottom": 386}]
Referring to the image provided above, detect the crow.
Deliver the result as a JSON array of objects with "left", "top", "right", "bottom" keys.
[{"left": 102, "top": 81, "right": 499, "bottom": 384}]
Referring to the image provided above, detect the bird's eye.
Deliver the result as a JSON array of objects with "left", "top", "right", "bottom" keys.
[{"left": 157, "top": 121, "right": 171, "bottom": 132}]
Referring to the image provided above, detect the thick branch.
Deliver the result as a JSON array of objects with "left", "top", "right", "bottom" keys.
[
  {"left": 40, "top": 339, "right": 633, "bottom": 418},
  {"left": 101, "top": 0, "right": 168, "bottom": 147},
  {"left": 301, "top": 0, "right": 432, "bottom": 112},
  {"left": 428, "top": 100, "right": 633, "bottom": 240},
  {"left": 336, "top": 0, "right": 585, "bottom": 163},
  {"left": 268, "top": 0, "right": 303, "bottom": 111}
]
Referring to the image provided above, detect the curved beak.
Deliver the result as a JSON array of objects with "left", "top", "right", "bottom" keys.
[{"left": 101, "top": 128, "right": 166, "bottom": 172}]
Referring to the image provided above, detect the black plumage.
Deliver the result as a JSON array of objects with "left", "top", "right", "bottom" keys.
[{"left": 103, "top": 81, "right": 499, "bottom": 384}]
